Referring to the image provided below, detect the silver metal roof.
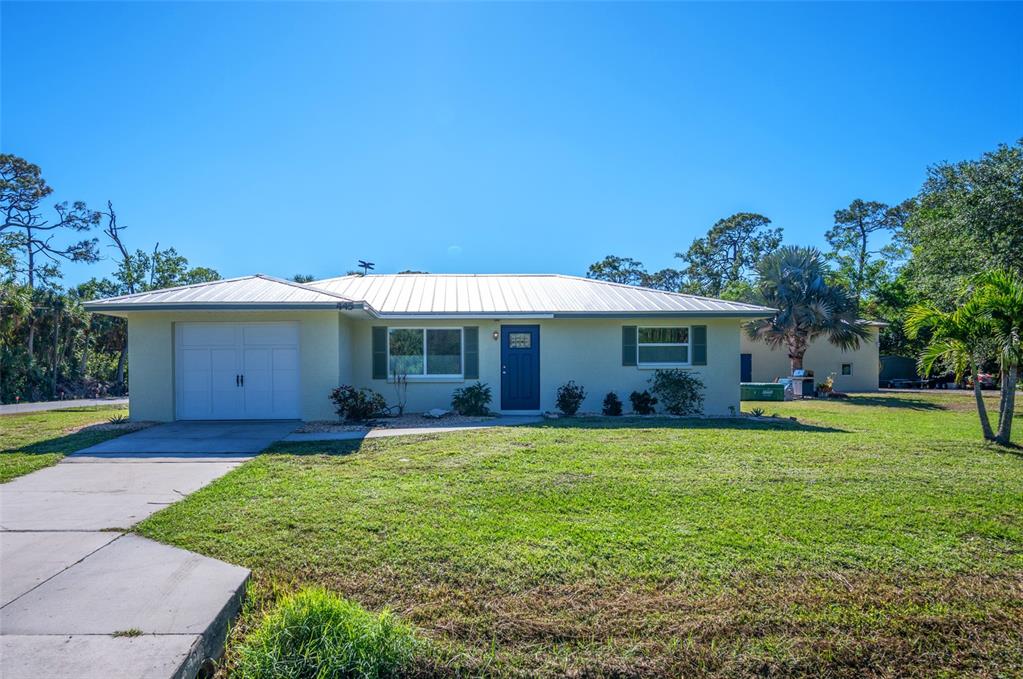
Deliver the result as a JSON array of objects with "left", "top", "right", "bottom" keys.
[
  {"left": 307, "top": 274, "right": 775, "bottom": 317},
  {"left": 83, "top": 275, "right": 359, "bottom": 311},
  {"left": 85, "top": 273, "right": 775, "bottom": 317}
]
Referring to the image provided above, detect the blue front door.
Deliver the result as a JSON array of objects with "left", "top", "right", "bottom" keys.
[
  {"left": 740, "top": 353, "right": 752, "bottom": 383},
  {"left": 501, "top": 325, "right": 540, "bottom": 410}
]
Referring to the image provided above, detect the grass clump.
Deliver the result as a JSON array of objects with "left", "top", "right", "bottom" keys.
[{"left": 235, "top": 587, "right": 418, "bottom": 679}]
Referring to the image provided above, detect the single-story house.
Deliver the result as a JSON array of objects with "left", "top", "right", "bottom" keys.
[
  {"left": 85, "top": 273, "right": 776, "bottom": 420},
  {"left": 739, "top": 322, "right": 883, "bottom": 392}
]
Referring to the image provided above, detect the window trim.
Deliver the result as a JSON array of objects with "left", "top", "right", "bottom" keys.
[
  {"left": 841, "top": 363, "right": 853, "bottom": 376},
  {"left": 636, "top": 325, "right": 691, "bottom": 368},
  {"left": 386, "top": 327, "right": 465, "bottom": 380}
]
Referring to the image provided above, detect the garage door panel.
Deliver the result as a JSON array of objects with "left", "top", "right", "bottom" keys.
[{"left": 176, "top": 322, "right": 300, "bottom": 420}]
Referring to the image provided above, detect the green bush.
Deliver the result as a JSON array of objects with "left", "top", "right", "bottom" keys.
[
  {"left": 236, "top": 587, "right": 418, "bottom": 679},
  {"left": 556, "top": 381, "right": 587, "bottom": 416},
  {"left": 451, "top": 381, "right": 492, "bottom": 416},
  {"left": 629, "top": 390, "right": 658, "bottom": 415},
  {"left": 650, "top": 369, "right": 705, "bottom": 416},
  {"left": 601, "top": 392, "right": 623, "bottom": 416},
  {"left": 329, "top": 385, "right": 387, "bottom": 422}
]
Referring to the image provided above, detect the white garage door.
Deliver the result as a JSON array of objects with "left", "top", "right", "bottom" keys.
[{"left": 175, "top": 322, "right": 300, "bottom": 420}]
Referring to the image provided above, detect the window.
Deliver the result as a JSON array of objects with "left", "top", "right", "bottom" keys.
[
  {"left": 841, "top": 363, "right": 852, "bottom": 376},
  {"left": 508, "top": 332, "right": 532, "bottom": 349},
  {"left": 388, "top": 328, "right": 462, "bottom": 377},
  {"left": 637, "top": 326, "right": 689, "bottom": 365}
]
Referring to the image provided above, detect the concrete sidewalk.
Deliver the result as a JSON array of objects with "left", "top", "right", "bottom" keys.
[
  {"left": 282, "top": 415, "right": 544, "bottom": 442},
  {"left": 0, "top": 422, "right": 287, "bottom": 678},
  {"left": 0, "top": 397, "right": 128, "bottom": 415}
]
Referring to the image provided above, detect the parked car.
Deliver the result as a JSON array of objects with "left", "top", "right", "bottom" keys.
[{"left": 966, "top": 372, "right": 999, "bottom": 390}]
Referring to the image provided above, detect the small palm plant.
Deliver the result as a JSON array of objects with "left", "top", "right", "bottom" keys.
[{"left": 745, "top": 246, "right": 870, "bottom": 374}]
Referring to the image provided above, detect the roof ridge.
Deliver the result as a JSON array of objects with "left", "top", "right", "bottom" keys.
[{"left": 254, "top": 274, "right": 358, "bottom": 302}]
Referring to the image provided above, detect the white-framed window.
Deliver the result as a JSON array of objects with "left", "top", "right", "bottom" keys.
[
  {"left": 387, "top": 328, "right": 463, "bottom": 378},
  {"left": 637, "top": 326, "right": 690, "bottom": 366},
  {"left": 841, "top": 363, "right": 852, "bottom": 376}
]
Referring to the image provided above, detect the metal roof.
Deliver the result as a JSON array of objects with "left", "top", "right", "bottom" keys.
[
  {"left": 83, "top": 275, "right": 360, "bottom": 311},
  {"left": 85, "top": 273, "right": 775, "bottom": 317},
  {"left": 306, "top": 274, "right": 775, "bottom": 317}
]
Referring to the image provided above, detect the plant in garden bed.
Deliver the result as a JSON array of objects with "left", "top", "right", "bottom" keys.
[
  {"left": 650, "top": 369, "right": 705, "bottom": 416},
  {"left": 451, "top": 382, "right": 493, "bottom": 416},
  {"left": 329, "top": 385, "right": 387, "bottom": 423},
  {"left": 629, "top": 389, "right": 657, "bottom": 415},
  {"left": 556, "top": 381, "right": 587, "bottom": 416},
  {"left": 602, "top": 392, "right": 623, "bottom": 416},
  {"left": 235, "top": 587, "right": 419, "bottom": 679}
]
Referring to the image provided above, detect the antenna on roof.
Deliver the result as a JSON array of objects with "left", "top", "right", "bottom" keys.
[{"left": 357, "top": 260, "right": 375, "bottom": 276}]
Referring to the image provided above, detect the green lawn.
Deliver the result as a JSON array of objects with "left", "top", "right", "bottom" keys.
[
  {"left": 138, "top": 392, "right": 1023, "bottom": 677},
  {"left": 0, "top": 405, "right": 131, "bottom": 482}
]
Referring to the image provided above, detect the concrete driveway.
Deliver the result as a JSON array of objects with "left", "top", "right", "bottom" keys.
[
  {"left": 0, "top": 420, "right": 296, "bottom": 678},
  {"left": 70, "top": 420, "right": 299, "bottom": 457}
]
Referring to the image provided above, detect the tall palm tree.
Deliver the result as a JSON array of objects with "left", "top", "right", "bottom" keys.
[
  {"left": 745, "top": 246, "right": 870, "bottom": 375},
  {"left": 905, "top": 301, "right": 996, "bottom": 441},
  {"left": 972, "top": 269, "right": 1023, "bottom": 445}
]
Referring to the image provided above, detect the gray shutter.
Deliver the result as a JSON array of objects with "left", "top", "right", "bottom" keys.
[
  {"left": 691, "top": 325, "right": 707, "bottom": 365},
  {"left": 372, "top": 326, "right": 388, "bottom": 380},
  {"left": 463, "top": 326, "right": 479, "bottom": 379},
  {"left": 622, "top": 326, "right": 637, "bottom": 366}
]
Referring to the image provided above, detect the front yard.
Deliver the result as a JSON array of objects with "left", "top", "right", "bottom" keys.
[
  {"left": 139, "top": 392, "right": 1023, "bottom": 676},
  {"left": 0, "top": 405, "right": 132, "bottom": 482}
]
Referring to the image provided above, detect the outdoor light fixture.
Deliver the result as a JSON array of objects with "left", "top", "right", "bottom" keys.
[{"left": 492, "top": 330, "right": 500, "bottom": 341}]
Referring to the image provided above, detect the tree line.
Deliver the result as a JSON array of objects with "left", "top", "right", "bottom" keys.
[
  {"left": 586, "top": 139, "right": 1022, "bottom": 362},
  {"left": 1, "top": 154, "right": 221, "bottom": 402}
]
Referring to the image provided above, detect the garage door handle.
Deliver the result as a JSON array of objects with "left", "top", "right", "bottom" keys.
[
  {"left": 240, "top": 374, "right": 244, "bottom": 387},
  {"left": 235, "top": 374, "right": 240, "bottom": 387}
]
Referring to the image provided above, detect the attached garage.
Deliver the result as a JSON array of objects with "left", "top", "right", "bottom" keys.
[{"left": 176, "top": 322, "right": 301, "bottom": 420}]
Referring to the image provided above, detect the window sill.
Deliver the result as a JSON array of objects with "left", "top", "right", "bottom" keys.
[
  {"left": 388, "top": 376, "right": 465, "bottom": 384},
  {"left": 636, "top": 364, "right": 693, "bottom": 370}
]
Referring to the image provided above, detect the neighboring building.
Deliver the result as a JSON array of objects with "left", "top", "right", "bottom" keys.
[
  {"left": 739, "top": 322, "right": 883, "bottom": 392},
  {"left": 85, "top": 274, "right": 774, "bottom": 420}
]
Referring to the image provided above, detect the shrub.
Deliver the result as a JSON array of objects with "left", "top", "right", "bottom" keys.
[
  {"left": 451, "top": 382, "right": 492, "bottom": 416},
  {"left": 601, "top": 392, "right": 623, "bottom": 416},
  {"left": 650, "top": 369, "right": 705, "bottom": 416},
  {"left": 555, "top": 381, "right": 587, "bottom": 416},
  {"left": 235, "top": 587, "right": 418, "bottom": 679},
  {"left": 329, "top": 385, "right": 387, "bottom": 422},
  {"left": 629, "top": 390, "right": 658, "bottom": 415},
  {"left": 749, "top": 407, "right": 765, "bottom": 417}
]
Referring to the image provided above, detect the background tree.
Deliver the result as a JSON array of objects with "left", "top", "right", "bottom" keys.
[
  {"left": 826, "top": 198, "right": 913, "bottom": 303},
  {"left": 902, "top": 139, "right": 1023, "bottom": 304},
  {"left": 292, "top": 274, "right": 315, "bottom": 283},
  {"left": 639, "top": 268, "right": 684, "bottom": 292},
  {"left": 586, "top": 255, "right": 647, "bottom": 285},
  {"left": 677, "top": 213, "right": 782, "bottom": 297},
  {"left": 745, "top": 246, "right": 870, "bottom": 374}
]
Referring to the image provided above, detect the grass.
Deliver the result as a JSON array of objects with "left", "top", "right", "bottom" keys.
[
  {"left": 0, "top": 405, "right": 131, "bottom": 482},
  {"left": 234, "top": 586, "right": 419, "bottom": 679},
  {"left": 138, "top": 392, "right": 1023, "bottom": 677}
]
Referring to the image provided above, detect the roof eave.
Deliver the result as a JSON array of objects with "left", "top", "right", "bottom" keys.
[{"left": 84, "top": 301, "right": 365, "bottom": 313}]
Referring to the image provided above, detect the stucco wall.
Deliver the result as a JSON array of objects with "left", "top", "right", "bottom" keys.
[
  {"left": 351, "top": 317, "right": 742, "bottom": 416},
  {"left": 125, "top": 310, "right": 340, "bottom": 421},
  {"left": 739, "top": 327, "right": 880, "bottom": 392}
]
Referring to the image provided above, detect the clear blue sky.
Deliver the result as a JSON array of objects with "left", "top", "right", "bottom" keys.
[{"left": 2, "top": 2, "right": 1021, "bottom": 287}]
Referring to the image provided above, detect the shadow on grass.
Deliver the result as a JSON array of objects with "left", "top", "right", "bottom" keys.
[
  {"left": 1, "top": 428, "right": 132, "bottom": 456},
  {"left": 835, "top": 396, "right": 948, "bottom": 411},
  {"left": 537, "top": 416, "right": 848, "bottom": 434}
]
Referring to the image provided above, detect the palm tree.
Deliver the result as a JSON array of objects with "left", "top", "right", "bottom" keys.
[
  {"left": 972, "top": 269, "right": 1023, "bottom": 445},
  {"left": 745, "top": 246, "right": 870, "bottom": 375},
  {"left": 905, "top": 301, "right": 996, "bottom": 441}
]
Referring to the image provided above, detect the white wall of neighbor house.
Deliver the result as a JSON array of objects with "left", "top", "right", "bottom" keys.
[
  {"left": 349, "top": 317, "right": 742, "bottom": 416},
  {"left": 125, "top": 310, "right": 340, "bottom": 421},
  {"left": 739, "top": 327, "right": 880, "bottom": 392}
]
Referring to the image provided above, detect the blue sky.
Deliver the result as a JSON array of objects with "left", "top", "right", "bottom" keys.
[{"left": 2, "top": 2, "right": 1021, "bottom": 287}]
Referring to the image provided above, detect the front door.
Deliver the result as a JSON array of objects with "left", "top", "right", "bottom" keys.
[{"left": 501, "top": 325, "right": 540, "bottom": 411}]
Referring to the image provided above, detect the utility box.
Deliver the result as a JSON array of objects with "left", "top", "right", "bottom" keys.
[{"left": 740, "top": 382, "right": 786, "bottom": 401}]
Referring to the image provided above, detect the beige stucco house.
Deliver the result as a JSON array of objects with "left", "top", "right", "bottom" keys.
[
  {"left": 739, "top": 323, "right": 883, "bottom": 392},
  {"left": 85, "top": 274, "right": 776, "bottom": 421}
]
